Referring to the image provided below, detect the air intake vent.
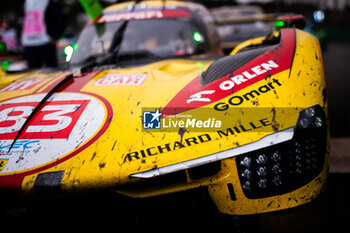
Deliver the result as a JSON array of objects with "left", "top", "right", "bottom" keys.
[{"left": 201, "top": 45, "right": 276, "bottom": 86}]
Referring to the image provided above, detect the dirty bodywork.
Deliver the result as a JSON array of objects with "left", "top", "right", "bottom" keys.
[{"left": 0, "top": 1, "right": 328, "bottom": 215}]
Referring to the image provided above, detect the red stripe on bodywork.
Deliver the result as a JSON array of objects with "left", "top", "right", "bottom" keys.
[
  {"left": 0, "top": 71, "right": 106, "bottom": 191},
  {"left": 162, "top": 28, "right": 296, "bottom": 116},
  {"left": 0, "top": 92, "right": 113, "bottom": 191},
  {"left": 59, "top": 71, "right": 100, "bottom": 92}
]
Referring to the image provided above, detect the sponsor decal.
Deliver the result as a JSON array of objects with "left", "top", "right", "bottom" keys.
[
  {"left": 186, "top": 60, "right": 279, "bottom": 106},
  {"left": 0, "top": 79, "right": 43, "bottom": 92},
  {"left": 0, "top": 160, "right": 8, "bottom": 172},
  {"left": 0, "top": 140, "right": 40, "bottom": 152},
  {"left": 216, "top": 60, "right": 279, "bottom": 91},
  {"left": 214, "top": 79, "right": 282, "bottom": 111},
  {"left": 186, "top": 90, "right": 215, "bottom": 104},
  {"left": 163, "top": 29, "right": 296, "bottom": 116},
  {"left": 124, "top": 134, "right": 212, "bottom": 163},
  {"left": 0, "top": 100, "right": 90, "bottom": 140},
  {"left": 96, "top": 9, "right": 191, "bottom": 23},
  {"left": 94, "top": 73, "right": 147, "bottom": 86},
  {"left": 126, "top": 116, "right": 273, "bottom": 163},
  {"left": 0, "top": 92, "right": 112, "bottom": 174},
  {"left": 216, "top": 118, "right": 272, "bottom": 137}
]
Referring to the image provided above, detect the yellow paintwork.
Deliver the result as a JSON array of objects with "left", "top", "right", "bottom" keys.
[
  {"left": 210, "top": 29, "right": 329, "bottom": 215},
  {"left": 0, "top": 0, "right": 328, "bottom": 216}
]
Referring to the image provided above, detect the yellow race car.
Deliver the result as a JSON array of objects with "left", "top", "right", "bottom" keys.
[{"left": 0, "top": 1, "right": 328, "bottom": 216}]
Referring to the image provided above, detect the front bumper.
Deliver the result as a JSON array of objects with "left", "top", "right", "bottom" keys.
[{"left": 117, "top": 105, "right": 329, "bottom": 215}]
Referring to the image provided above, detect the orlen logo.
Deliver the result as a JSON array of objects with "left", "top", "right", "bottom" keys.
[{"left": 0, "top": 92, "right": 112, "bottom": 174}]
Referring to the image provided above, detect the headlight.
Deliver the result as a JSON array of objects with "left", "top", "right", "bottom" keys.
[{"left": 236, "top": 105, "right": 327, "bottom": 199}]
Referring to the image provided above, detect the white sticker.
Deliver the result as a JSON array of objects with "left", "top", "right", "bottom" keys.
[
  {"left": 0, "top": 92, "right": 108, "bottom": 173},
  {"left": 94, "top": 74, "right": 147, "bottom": 86}
]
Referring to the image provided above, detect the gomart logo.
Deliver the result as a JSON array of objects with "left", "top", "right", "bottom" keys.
[
  {"left": 186, "top": 60, "right": 279, "bottom": 105},
  {"left": 0, "top": 92, "right": 112, "bottom": 174}
]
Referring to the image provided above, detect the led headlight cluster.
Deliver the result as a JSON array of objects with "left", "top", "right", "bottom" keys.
[{"left": 236, "top": 105, "right": 327, "bottom": 199}]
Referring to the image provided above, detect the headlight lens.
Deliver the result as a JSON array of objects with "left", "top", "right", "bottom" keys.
[{"left": 236, "top": 105, "right": 327, "bottom": 199}]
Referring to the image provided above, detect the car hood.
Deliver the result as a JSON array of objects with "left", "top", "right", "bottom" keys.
[{"left": 0, "top": 28, "right": 326, "bottom": 193}]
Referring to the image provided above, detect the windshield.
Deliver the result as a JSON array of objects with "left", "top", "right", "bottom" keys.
[{"left": 70, "top": 18, "right": 205, "bottom": 65}]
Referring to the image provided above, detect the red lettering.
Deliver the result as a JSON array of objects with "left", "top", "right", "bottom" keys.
[
  {"left": 0, "top": 100, "right": 90, "bottom": 139},
  {"left": 0, "top": 80, "right": 42, "bottom": 92}
]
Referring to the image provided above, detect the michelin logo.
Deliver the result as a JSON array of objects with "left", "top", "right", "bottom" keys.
[{"left": 143, "top": 110, "right": 161, "bottom": 129}]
